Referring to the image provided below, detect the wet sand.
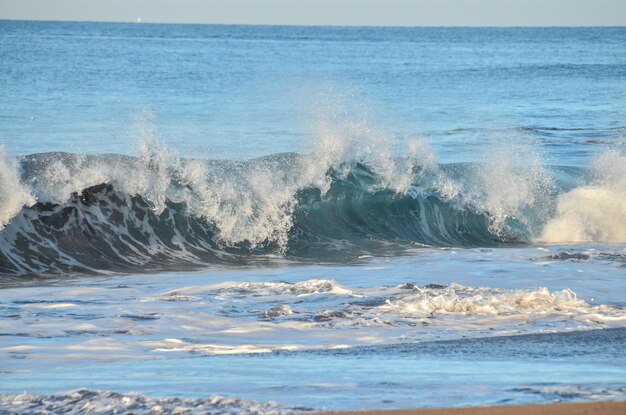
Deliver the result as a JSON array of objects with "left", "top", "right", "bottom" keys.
[{"left": 319, "top": 401, "right": 626, "bottom": 415}]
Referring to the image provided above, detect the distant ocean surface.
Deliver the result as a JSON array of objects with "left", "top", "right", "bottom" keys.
[{"left": 0, "top": 21, "right": 625, "bottom": 414}]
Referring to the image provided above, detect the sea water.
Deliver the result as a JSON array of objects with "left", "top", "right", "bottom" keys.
[{"left": 0, "top": 21, "right": 625, "bottom": 413}]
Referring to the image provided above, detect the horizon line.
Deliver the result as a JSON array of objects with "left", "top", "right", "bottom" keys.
[{"left": 1, "top": 18, "right": 624, "bottom": 29}]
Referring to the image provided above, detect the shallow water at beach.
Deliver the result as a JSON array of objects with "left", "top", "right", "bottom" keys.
[
  {"left": 0, "top": 22, "right": 625, "bottom": 413},
  {"left": 2, "top": 247, "right": 625, "bottom": 411}
]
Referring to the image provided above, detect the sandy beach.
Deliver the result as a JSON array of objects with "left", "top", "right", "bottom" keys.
[{"left": 320, "top": 401, "right": 626, "bottom": 415}]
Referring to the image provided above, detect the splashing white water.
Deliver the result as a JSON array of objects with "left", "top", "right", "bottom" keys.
[
  {"left": 304, "top": 91, "right": 437, "bottom": 195},
  {"left": 464, "top": 138, "right": 555, "bottom": 236},
  {"left": 378, "top": 283, "right": 589, "bottom": 316},
  {"left": 540, "top": 150, "right": 626, "bottom": 243},
  {"left": 0, "top": 147, "right": 34, "bottom": 229},
  {"left": 3, "top": 106, "right": 622, "bottom": 249},
  {"left": 185, "top": 101, "right": 441, "bottom": 248}
]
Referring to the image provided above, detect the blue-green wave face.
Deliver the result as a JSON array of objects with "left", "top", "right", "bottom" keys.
[
  {"left": 0, "top": 146, "right": 622, "bottom": 278},
  {"left": 290, "top": 166, "right": 508, "bottom": 254}
]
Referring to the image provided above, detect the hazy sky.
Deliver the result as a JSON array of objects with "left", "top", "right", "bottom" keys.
[{"left": 1, "top": 0, "right": 625, "bottom": 26}]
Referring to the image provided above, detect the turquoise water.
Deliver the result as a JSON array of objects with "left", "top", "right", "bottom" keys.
[{"left": 0, "top": 21, "right": 625, "bottom": 412}]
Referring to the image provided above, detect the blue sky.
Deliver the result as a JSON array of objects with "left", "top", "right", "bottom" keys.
[{"left": 1, "top": 0, "right": 625, "bottom": 26}]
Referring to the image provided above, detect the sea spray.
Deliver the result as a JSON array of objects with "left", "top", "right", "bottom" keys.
[
  {"left": 540, "top": 150, "right": 626, "bottom": 243},
  {"left": 1, "top": 117, "right": 624, "bottom": 277},
  {"left": 0, "top": 147, "right": 34, "bottom": 229},
  {"left": 458, "top": 136, "right": 556, "bottom": 239}
]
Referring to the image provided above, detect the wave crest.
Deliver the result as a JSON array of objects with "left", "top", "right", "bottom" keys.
[{"left": 0, "top": 135, "right": 623, "bottom": 277}]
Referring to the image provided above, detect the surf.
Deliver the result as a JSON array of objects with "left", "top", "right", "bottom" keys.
[{"left": 0, "top": 137, "right": 624, "bottom": 278}]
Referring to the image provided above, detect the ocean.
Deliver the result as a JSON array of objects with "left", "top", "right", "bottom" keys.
[{"left": 0, "top": 21, "right": 625, "bottom": 413}]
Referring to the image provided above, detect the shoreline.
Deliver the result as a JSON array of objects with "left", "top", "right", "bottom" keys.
[{"left": 317, "top": 401, "right": 626, "bottom": 415}]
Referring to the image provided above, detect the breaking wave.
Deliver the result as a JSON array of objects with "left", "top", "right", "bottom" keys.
[
  {"left": 0, "top": 134, "right": 624, "bottom": 277},
  {"left": 540, "top": 150, "right": 626, "bottom": 243}
]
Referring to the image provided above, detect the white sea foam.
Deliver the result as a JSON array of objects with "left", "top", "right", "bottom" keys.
[
  {"left": 162, "top": 279, "right": 356, "bottom": 298},
  {"left": 0, "top": 389, "right": 302, "bottom": 415},
  {"left": 2, "top": 279, "right": 625, "bottom": 365},
  {"left": 144, "top": 339, "right": 276, "bottom": 355},
  {"left": 540, "top": 150, "right": 626, "bottom": 243},
  {"left": 154, "top": 280, "right": 626, "bottom": 342},
  {"left": 513, "top": 385, "right": 626, "bottom": 402},
  {"left": 378, "top": 283, "right": 597, "bottom": 316},
  {"left": 25, "top": 302, "right": 77, "bottom": 309}
]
